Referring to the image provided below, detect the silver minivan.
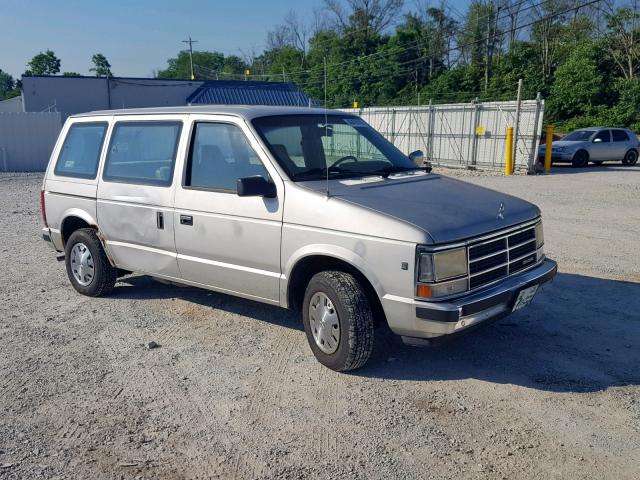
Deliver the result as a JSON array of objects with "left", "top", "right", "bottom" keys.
[{"left": 41, "top": 106, "right": 557, "bottom": 371}]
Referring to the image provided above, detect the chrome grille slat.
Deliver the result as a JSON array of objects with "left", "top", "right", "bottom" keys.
[{"left": 467, "top": 222, "right": 539, "bottom": 290}]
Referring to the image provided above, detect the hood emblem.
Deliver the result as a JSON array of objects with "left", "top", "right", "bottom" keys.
[{"left": 497, "top": 202, "right": 505, "bottom": 220}]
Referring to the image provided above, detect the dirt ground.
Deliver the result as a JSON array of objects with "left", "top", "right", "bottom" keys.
[{"left": 1, "top": 165, "right": 639, "bottom": 479}]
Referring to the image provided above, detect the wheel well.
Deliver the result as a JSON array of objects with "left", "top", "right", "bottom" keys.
[
  {"left": 61, "top": 216, "right": 94, "bottom": 246},
  {"left": 574, "top": 149, "right": 589, "bottom": 159},
  {"left": 287, "top": 255, "right": 386, "bottom": 327}
]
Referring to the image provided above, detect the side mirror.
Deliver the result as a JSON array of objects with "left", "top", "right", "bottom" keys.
[
  {"left": 593, "top": 137, "right": 603, "bottom": 143},
  {"left": 408, "top": 150, "right": 425, "bottom": 165},
  {"left": 237, "top": 176, "right": 277, "bottom": 198}
]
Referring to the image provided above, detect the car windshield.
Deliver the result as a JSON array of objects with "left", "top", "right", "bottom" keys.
[
  {"left": 562, "top": 130, "right": 595, "bottom": 141},
  {"left": 252, "top": 114, "right": 418, "bottom": 181}
]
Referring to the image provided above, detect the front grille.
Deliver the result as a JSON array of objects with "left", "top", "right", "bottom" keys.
[{"left": 467, "top": 222, "right": 539, "bottom": 291}]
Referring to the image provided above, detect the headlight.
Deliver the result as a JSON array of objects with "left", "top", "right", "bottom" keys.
[
  {"left": 418, "top": 247, "right": 468, "bottom": 283},
  {"left": 535, "top": 221, "right": 544, "bottom": 249},
  {"left": 554, "top": 146, "right": 565, "bottom": 152}
]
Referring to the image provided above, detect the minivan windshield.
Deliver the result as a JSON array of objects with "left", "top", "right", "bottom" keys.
[
  {"left": 252, "top": 114, "right": 418, "bottom": 181},
  {"left": 562, "top": 130, "right": 595, "bottom": 141}
]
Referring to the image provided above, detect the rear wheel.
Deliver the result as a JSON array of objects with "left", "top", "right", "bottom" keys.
[
  {"left": 622, "top": 149, "right": 638, "bottom": 166},
  {"left": 302, "top": 271, "right": 374, "bottom": 371},
  {"left": 572, "top": 150, "right": 589, "bottom": 168},
  {"left": 65, "top": 228, "right": 117, "bottom": 297}
]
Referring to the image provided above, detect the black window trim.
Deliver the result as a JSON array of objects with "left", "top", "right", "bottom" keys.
[
  {"left": 182, "top": 120, "right": 270, "bottom": 194},
  {"left": 53, "top": 121, "right": 109, "bottom": 180},
  {"left": 102, "top": 120, "right": 183, "bottom": 187}
]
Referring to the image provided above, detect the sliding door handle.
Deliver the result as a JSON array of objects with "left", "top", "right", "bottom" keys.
[
  {"left": 180, "top": 215, "right": 193, "bottom": 226},
  {"left": 156, "top": 211, "right": 164, "bottom": 229}
]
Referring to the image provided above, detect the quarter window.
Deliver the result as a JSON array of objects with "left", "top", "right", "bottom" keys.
[
  {"left": 185, "top": 122, "right": 269, "bottom": 191},
  {"left": 54, "top": 122, "right": 107, "bottom": 179},
  {"left": 103, "top": 121, "right": 182, "bottom": 186},
  {"left": 612, "top": 130, "right": 629, "bottom": 142},
  {"left": 593, "top": 130, "right": 611, "bottom": 142}
]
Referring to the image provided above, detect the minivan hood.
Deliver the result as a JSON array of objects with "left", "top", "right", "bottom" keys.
[{"left": 301, "top": 173, "right": 540, "bottom": 244}]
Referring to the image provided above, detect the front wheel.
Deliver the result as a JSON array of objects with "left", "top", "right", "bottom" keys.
[
  {"left": 65, "top": 228, "right": 117, "bottom": 297},
  {"left": 302, "top": 271, "right": 374, "bottom": 371},
  {"left": 622, "top": 149, "right": 638, "bottom": 166},
  {"left": 572, "top": 150, "right": 589, "bottom": 168}
]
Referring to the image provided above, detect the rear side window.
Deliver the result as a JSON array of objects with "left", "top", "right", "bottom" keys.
[
  {"left": 612, "top": 130, "right": 629, "bottom": 142},
  {"left": 103, "top": 121, "right": 182, "bottom": 186},
  {"left": 54, "top": 122, "right": 107, "bottom": 179},
  {"left": 184, "top": 122, "right": 268, "bottom": 191}
]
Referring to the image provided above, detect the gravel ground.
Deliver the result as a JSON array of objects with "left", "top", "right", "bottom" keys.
[{"left": 0, "top": 166, "right": 639, "bottom": 479}]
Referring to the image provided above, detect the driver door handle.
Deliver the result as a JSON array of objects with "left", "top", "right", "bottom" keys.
[{"left": 180, "top": 215, "right": 193, "bottom": 226}]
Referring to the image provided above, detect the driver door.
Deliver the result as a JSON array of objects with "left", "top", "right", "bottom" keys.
[
  {"left": 590, "top": 130, "right": 611, "bottom": 161},
  {"left": 173, "top": 115, "right": 284, "bottom": 304}
]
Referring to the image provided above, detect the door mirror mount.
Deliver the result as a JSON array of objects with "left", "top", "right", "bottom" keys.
[{"left": 237, "top": 176, "right": 277, "bottom": 198}]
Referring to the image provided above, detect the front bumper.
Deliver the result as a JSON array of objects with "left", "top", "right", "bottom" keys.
[
  {"left": 538, "top": 153, "right": 573, "bottom": 163},
  {"left": 382, "top": 259, "right": 557, "bottom": 341}
]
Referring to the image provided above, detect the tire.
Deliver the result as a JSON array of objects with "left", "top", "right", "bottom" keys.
[
  {"left": 572, "top": 150, "right": 589, "bottom": 168},
  {"left": 622, "top": 149, "right": 638, "bottom": 166},
  {"left": 302, "top": 271, "right": 374, "bottom": 372},
  {"left": 64, "top": 228, "right": 117, "bottom": 297}
]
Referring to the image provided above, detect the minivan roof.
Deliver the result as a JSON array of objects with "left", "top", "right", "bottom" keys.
[{"left": 72, "top": 105, "right": 354, "bottom": 120}]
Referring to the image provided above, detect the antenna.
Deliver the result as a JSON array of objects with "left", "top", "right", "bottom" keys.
[{"left": 324, "top": 57, "right": 330, "bottom": 197}]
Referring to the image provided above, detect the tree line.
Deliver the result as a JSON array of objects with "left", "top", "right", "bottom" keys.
[
  {"left": 0, "top": 52, "right": 112, "bottom": 100},
  {"left": 2, "top": 0, "right": 638, "bottom": 132},
  {"left": 156, "top": 0, "right": 640, "bottom": 132}
]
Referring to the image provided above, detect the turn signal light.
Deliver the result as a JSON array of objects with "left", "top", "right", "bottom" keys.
[{"left": 416, "top": 285, "right": 432, "bottom": 298}]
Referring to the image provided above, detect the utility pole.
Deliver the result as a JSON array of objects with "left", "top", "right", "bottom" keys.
[{"left": 182, "top": 36, "right": 198, "bottom": 80}]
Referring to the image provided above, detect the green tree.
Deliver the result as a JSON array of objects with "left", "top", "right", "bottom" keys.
[
  {"left": 27, "top": 50, "right": 61, "bottom": 75},
  {"left": 547, "top": 41, "right": 606, "bottom": 120},
  {"left": 0, "top": 69, "right": 15, "bottom": 99},
  {"left": 63, "top": 71, "right": 81, "bottom": 77},
  {"left": 90, "top": 53, "right": 112, "bottom": 77},
  {"left": 158, "top": 50, "right": 225, "bottom": 79}
]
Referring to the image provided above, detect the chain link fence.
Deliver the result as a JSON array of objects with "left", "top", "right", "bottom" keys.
[{"left": 342, "top": 98, "right": 544, "bottom": 171}]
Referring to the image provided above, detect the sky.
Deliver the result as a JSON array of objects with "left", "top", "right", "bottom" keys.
[{"left": 0, "top": 0, "right": 468, "bottom": 79}]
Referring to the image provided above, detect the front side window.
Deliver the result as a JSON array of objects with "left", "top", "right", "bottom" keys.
[
  {"left": 612, "top": 130, "right": 629, "bottom": 142},
  {"left": 593, "top": 130, "right": 611, "bottom": 142},
  {"left": 103, "top": 121, "right": 182, "bottom": 186},
  {"left": 252, "top": 114, "right": 416, "bottom": 181},
  {"left": 185, "top": 122, "right": 269, "bottom": 191},
  {"left": 54, "top": 122, "right": 107, "bottom": 179}
]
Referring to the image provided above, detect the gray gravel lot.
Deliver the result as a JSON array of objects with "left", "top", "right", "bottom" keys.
[{"left": 1, "top": 165, "right": 639, "bottom": 479}]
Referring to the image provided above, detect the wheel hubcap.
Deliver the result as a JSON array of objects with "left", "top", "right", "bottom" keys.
[
  {"left": 70, "top": 242, "right": 95, "bottom": 286},
  {"left": 627, "top": 152, "right": 637, "bottom": 164},
  {"left": 309, "top": 292, "right": 340, "bottom": 354}
]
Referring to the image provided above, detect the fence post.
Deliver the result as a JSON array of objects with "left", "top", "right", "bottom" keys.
[
  {"left": 0, "top": 146, "right": 7, "bottom": 173},
  {"left": 544, "top": 126, "right": 554, "bottom": 173},
  {"left": 427, "top": 100, "right": 434, "bottom": 162},
  {"left": 528, "top": 92, "right": 543, "bottom": 174},
  {"left": 513, "top": 78, "right": 523, "bottom": 171},
  {"left": 390, "top": 108, "right": 396, "bottom": 144},
  {"left": 470, "top": 99, "right": 480, "bottom": 168},
  {"left": 505, "top": 127, "right": 514, "bottom": 175}
]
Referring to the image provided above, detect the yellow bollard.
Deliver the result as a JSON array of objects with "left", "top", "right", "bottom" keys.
[
  {"left": 544, "top": 126, "right": 554, "bottom": 173},
  {"left": 505, "top": 126, "right": 514, "bottom": 176}
]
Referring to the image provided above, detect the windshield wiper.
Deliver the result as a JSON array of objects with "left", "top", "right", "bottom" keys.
[
  {"left": 367, "top": 165, "right": 433, "bottom": 178},
  {"left": 292, "top": 164, "right": 431, "bottom": 181}
]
